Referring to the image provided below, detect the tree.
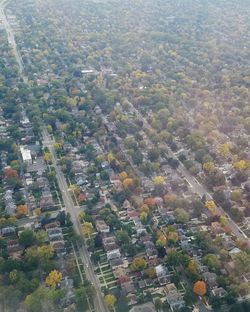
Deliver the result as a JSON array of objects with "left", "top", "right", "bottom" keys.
[
  {"left": 153, "top": 176, "right": 165, "bottom": 185},
  {"left": 123, "top": 178, "right": 134, "bottom": 189},
  {"left": 203, "top": 161, "right": 215, "bottom": 173},
  {"left": 219, "top": 215, "right": 228, "bottom": 227},
  {"left": 175, "top": 208, "right": 189, "bottom": 223},
  {"left": 145, "top": 267, "right": 156, "bottom": 279},
  {"left": 218, "top": 142, "right": 231, "bottom": 158},
  {"left": 75, "top": 287, "right": 88, "bottom": 309},
  {"left": 233, "top": 252, "right": 250, "bottom": 275},
  {"left": 203, "top": 254, "right": 221, "bottom": 271},
  {"left": 231, "top": 190, "right": 243, "bottom": 202},
  {"left": 4, "top": 168, "right": 18, "bottom": 178},
  {"left": 193, "top": 280, "right": 206, "bottom": 297},
  {"left": 234, "top": 160, "right": 249, "bottom": 171},
  {"left": 164, "top": 192, "right": 177, "bottom": 204},
  {"left": 24, "top": 286, "right": 54, "bottom": 312},
  {"left": 37, "top": 245, "right": 54, "bottom": 261},
  {"left": 140, "top": 211, "right": 148, "bottom": 224},
  {"left": 116, "top": 230, "right": 130, "bottom": 245},
  {"left": 148, "top": 149, "right": 160, "bottom": 162},
  {"left": 34, "top": 208, "right": 41, "bottom": 217},
  {"left": 16, "top": 204, "right": 28, "bottom": 217},
  {"left": 9, "top": 269, "right": 19, "bottom": 283},
  {"left": 132, "top": 257, "right": 147, "bottom": 271},
  {"left": 44, "top": 152, "right": 52, "bottom": 163},
  {"left": 35, "top": 230, "right": 48, "bottom": 245},
  {"left": 154, "top": 298, "right": 162, "bottom": 311},
  {"left": 119, "top": 171, "right": 128, "bottom": 180},
  {"left": 156, "top": 234, "right": 167, "bottom": 248},
  {"left": 168, "top": 231, "right": 179, "bottom": 245},
  {"left": 19, "top": 228, "right": 34, "bottom": 247},
  {"left": 187, "top": 259, "right": 198, "bottom": 274},
  {"left": 104, "top": 294, "right": 117, "bottom": 309},
  {"left": 205, "top": 200, "right": 218, "bottom": 215},
  {"left": 82, "top": 222, "right": 94, "bottom": 238},
  {"left": 45, "top": 270, "right": 62, "bottom": 288}
]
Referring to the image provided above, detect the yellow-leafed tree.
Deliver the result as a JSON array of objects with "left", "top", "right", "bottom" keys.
[
  {"left": 45, "top": 270, "right": 62, "bottom": 288},
  {"left": 188, "top": 259, "right": 198, "bottom": 274},
  {"left": 153, "top": 176, "right": 165, "bottom": 185},
  {"left": 44, "top": 152, "right": 52, "bottom": 163},
  {"left": 123, "top": 178, "right": 134, "bottom": 189},
  {"left": 203, "top": 162, "right": 215, "bottom": 173},
  {"left": 104, "top": 294, "right": 117, "bottom": 309},
  {"left": 205, "top": 200, "right": 216, "bottom": 213},
  {"left": 82, "top": 222, "right": 93, "bottom": 238},
  {"left": 119, "top": 171, "right": 128, "bottom": 180},
  {"left": 234, "top": 160, "right": 249, "bottom": 171},
  {"left": 132, "top": 257, "right": 147, "bottom": 271},
  {"left": 37, "top": 245, "right": 54, "bottom": 261}
]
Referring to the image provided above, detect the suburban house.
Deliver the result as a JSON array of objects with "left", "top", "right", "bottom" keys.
[{"left": 164, "top": 283, "right": 185, "bottom": 310}]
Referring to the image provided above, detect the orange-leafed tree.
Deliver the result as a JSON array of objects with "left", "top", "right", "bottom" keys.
[
  {"left": 5, "top": 168, "right": 19, "bottom": 178},
  {"left": 163, "top": 192, "right": 177, "bottom": 204},
  {"left": 144, "top": 197, "right": 156, "bottom": 208},
  {"left": 16, "top": 204, "right": 28, "bottom": 217},
  {"left": 193, "top": 280, "right": 207, "bottom": 297}
]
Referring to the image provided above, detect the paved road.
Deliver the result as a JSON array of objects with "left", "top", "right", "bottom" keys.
[
  {"left": 42, "top": 128, "right": 109, "bottom": 312},
  {"left": 0, "top": 2, "right": 108, "bottom": 309},
  {"left": 127, "top": 102, "right": 249, "bottom": 241},
  {"left": 0, "top": 1, "right": 27, "bottom": 83}
]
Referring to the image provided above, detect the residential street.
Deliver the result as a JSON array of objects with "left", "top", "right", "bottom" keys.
[
  {"left": 0, "top": 1, "right": 108, "bottom": 310},
  {"left": 127, "top": 101, "right": 249, "bottom": 242},
  {"left": 42, "top": 128, "right": 109, "bottom": 312}
]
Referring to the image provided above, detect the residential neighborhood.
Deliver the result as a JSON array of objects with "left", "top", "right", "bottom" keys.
[{"left": 0, "top": 0, "right": 249, "bottom": 312}]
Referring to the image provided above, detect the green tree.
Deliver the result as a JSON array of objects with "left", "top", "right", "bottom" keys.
[{"left": 19, "top": 228, "right": 34, "bottom": 248}]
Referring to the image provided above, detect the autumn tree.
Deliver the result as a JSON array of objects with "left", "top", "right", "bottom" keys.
[
  {"left": 119, "top": 171, "right": 128, "bottom": 180},
  {"left": 205, "top": 200, "right": 219, "bottom": 215},
  {"left": 188, "top": 259, "right": 198, "bottom": 274},
  {"left": 164, "top": 192, "right": 177, "bottom": 204},
  {"left": 104, "top": 294, "right": 117, "bottom": 310},
  {"left": 203, "top": 161, "right": 215, "bottom": 173},
  {"left": 234, "top": 160, "right": 249, "bottom": 171},
  {"left": 145, "top": 267, "right": 156, "bottom": 279},
  {"left": 144, "top": 197, "right": 156, "bottom": 208},
  {"left": 45, "top": 270, "right": 62, "bottom": 288},
  {"left": 132, "top": 257, "right": 147, "bottom": 271},
  {"left": 5, "top": 167, "right": 19, "bottom": 179},
  {"left": 219, "top": 142, "right": 231, "bottom": 158},
  {"left": 82, "top": 222, "right": 94, "bottom": 238},
  {"left": 219, "top": 216, "right": 228, "bottom": 227},
  {"left": 35, "top": 230, "right": 48, "bottom": 245},
  {"left": 37, "top": 245, "right": 54, "bottom": 261},
  {"left": 16, "top": 204, "right": 28, "bottom": 217},
  {"left": 140, "top": 211, "right": 148, "bottom": 224},
  {"left": 168, "top": 231, "right": 179, "bottom": 245},
  {"left": 44, "top": 152, "right": 52, "bottom": 163},
  {"left": 153, "top": 176, "right": 165, "bottom": 185},
  {"left": 193, "top": 280, "right": 206, "bottom": 297},
  {"left": 34, "top": 208, "right": 41, "bottom": 217},
  {"left": 123, "top": 178, "right": 134, "bottom": 189}
]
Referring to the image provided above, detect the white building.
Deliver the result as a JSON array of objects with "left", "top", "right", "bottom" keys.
[{"left": 20, "top": 146, "right": 32, "bottom": 165}]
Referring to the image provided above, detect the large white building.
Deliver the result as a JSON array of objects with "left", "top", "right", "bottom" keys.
[{"left": 20, "top": 146, "right": 32, "bottom": 165}]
